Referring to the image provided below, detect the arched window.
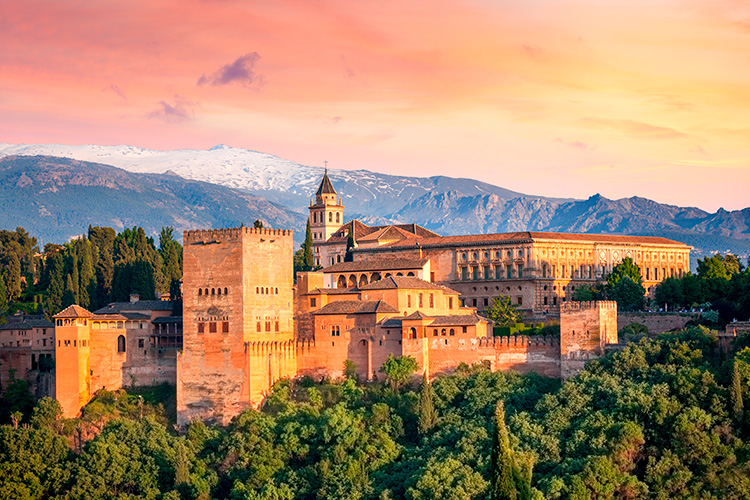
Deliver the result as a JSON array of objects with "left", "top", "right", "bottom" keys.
[
  {"left": 433, "top": 329, "right": 438, "bottom": 336},
  {"left": 449, "top": 329, "right": 455, "bottom": 336},
  {"left": 198, "top": 289, "right": 202, "bottom": 296},
  {"left": 204, "top": 288, "right": 209, "bottom": 296},
  {"left": 217, "top": 288, "right": 221, "bottom": 295},
  {"left": 261, "top": 287, "right": 264, "bottom": 294},
  {"left": 117, "top": 335, "right": 126, "bottom": 353},
  {"left": 441, "top": 328, "right": 446, "bottom": 336},
  {"left": 266, "top": 287, "right": 270, "bottom": 294},
  {"left": 336, "top": 213, "right": 340, "bottom": 223},
  {"left": 256, "top": 287, "right": 259, "bottom": 294},
  {"left": 329, "top": 212, "right": 332, "bottom": 222},
  {"left": 275, "top": 287, "right": 279, "bottom": 294},
  {"left": 409, "top": 327, "right": 417, "bottom": 339},
  {"left": 337, "top": 275, "right": 347, "bottom": 289},
  {"left": 224, "top": 287, "right": 228, "bottom": 295},
  {"left": 256, "top": 322, "right": 261, "bottom": 332},
  {"left": 211, "top": 288, "right": 215, "bottom": 295},
  {"left": 313, "top": 212, "right": 317, "bottom": 223}
]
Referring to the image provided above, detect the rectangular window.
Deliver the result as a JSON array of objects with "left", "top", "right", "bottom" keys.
[
  {"left": 553, "top": 297, "right": 557, "bottom": 306},
  {"left": 331, "top": 325, "right": 340, "bottom": 336},
  {"left": 472, "top": 298, "right": 477, "bottom": 307},
  {"left": 429, "top": 294, "right": 434, "bottom": 308},
  {"left": 496, "top": 266, "right": 502, "bottom": 279},
  {"left": 484, "top": 266, "right": 490, "bottom": 279},
  {"left": 138, "top": 338, "right": 144, "bottom": 348},
  {"left": 542, "top": 265, "right": 547, "bottom": 278},
  {"left": 472, "top": 267, "right": 478, "bottom": 280},
  {"left": 461, "top": 267, "right": 468, "bottom": 280},
  {"left": 419, "top": 293, "right": 423, "bottom": 307},
  {"left": 483, "top": 298, "right": 488, "bottom": 307},
  {"left": 408, "top": 295, "right": 412, "bottom": 307},
  {"left": 275, "top": 321, "right": 279, "bottom": 332},
  {"left": 646, "top": 267, "right": 650, "bottom": 279},
  {"left": 507, "top": 267, "right": 512, "bottom": 279},
  {"left": 209, "top": 322, "right": 217, "bottom": 333},
  {"left": 310, "top": 298, "right": 316, "bottom": 307},
  {"left": 561, "top": 265, "right": 566, "bottom": 277},
  {"left": 517, "top": 297, "right": 523, "bottom": 306},
  {"left": 462, "top": 326, "right": 468, "bottom": 333},
  {"left": 430, "top": 272, "right": 435, "bottom": 282},
  {"left": 551, "top": 265, "right": 556, "bottom": 278},
  {"left": 222, "top": 322, "right": 229, "bottom": 333},
  {"left": 543, "top": 296, "right": 548, "bottom": 305},
  {"left": 448, "top": 297, "right": 453, "bottom": 309},
  {"left": 198, "top": 323, "right": 205, "bottom": 334},
  {"left": 518, "top": 264, "right": 523, "bottom": 279},
  {"left": 265, "top": 321, "right": 271, "bottom": 332},
  {"left": 73, "top": 340, "right": 76, "bottom": 347}
]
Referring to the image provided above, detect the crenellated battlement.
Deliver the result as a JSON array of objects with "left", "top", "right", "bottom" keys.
[
  {"left": 183, "top": 226, "right": 293, "bottom": 244},
  {"left": 561, "top": 300, "right": 617, "bottom": 312}
]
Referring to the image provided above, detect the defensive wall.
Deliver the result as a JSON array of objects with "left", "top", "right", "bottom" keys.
[{"left": 617, "top": 312, "right": 698, "bottom": 334}]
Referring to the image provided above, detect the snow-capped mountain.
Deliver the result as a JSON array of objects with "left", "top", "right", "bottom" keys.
[{"left": 0, "top": 143, "right": 549, "bottom": 215}]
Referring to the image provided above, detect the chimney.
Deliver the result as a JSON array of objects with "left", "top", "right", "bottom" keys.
[{"left": 130, "top": 294, "right": 140, "bottom": 303}]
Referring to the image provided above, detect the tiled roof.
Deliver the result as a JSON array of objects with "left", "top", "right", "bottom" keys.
[
  {"left": 0, "top": 315, "right": 54, "bottom": 330},
  {"left": 429, "top": 313, "right": 486, "bottom": 326},
  {"left": 404, "top": 311, "right": 431, "bottom": 320},
  {"left": 322, "top": 258, "right": 428, "bottom": 273},
  {"left": 91, "top": 313, "right": 129, "bottom": 321},
  {"left": 359, "top": 276, "right": 460, "bottom": 294},
  {"left": 367, "top": 231, "right": 690, "bottom": 250},
  {"left": 380, "top": 318, "right": 403, "bottom": 328},
  {"left": 321, "top": 220, "right": 439, "bottom": 245},
  {"left": 307, "top": 288, "right": 360, "bottom": 296},
  {"left": 54, "top": 305, "right": 93, "bottom": 318},
  {"left": 94, "top": 300, "right": 173, "bottom": 314},
  {"left": 312, "top": 300, "right": 399, "bottom": 315},
  {"left": 316, "top": 172, "right": 337, "bottom": 195},
  {"left": 152, "top": 316, "right": 182, "bottom": 324}
]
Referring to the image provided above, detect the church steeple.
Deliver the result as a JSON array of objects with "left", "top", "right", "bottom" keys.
[{"left": 309, "top": 165, "right": 344, "bottom": 265}]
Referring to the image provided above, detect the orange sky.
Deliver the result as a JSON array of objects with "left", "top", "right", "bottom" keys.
[{"left": 1, "top": 0, "right": 749, "bottom": 211}]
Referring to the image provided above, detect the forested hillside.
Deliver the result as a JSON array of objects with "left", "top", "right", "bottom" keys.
[{"left": 1, "top": 327, "right": 749, "bottom": 500}]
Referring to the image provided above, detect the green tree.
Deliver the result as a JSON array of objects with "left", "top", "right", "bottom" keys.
[
  {"left": 731, "top": 361, "right": 744, "bottom": 428},
  {"left": 5, "top": 252, "right": 22, "bottom": 301},
  {"left": 609, "top": 276, "right": 645, "bottom": 311},
  {"left": 655, "top": 276, "right": 684, "bottom": 310},
  {"left": 254, "top": 219, "right": 264, "bottom": 229},
  {"left": 61, "top": 274, "right": 76, "bottom": 308},
  {"left": 169, "top": 278, "right": 182, "bottom": 316},
  {"left": 572, "top": 284, "right": 601, "bottom": 302},
  {"left": 344, "top": 229, "right": 355, "bottom": 262},
  {"left": 0, "top": 278, "right": 7, "bottom": 310},
  {"left": 44, "top": 253, "right": 65, "bottom": 318},
  {"left": 78, "top": 240, "right": 96, "bottom": 309},
  {"left": 418, "top": 373, "right": 437, "bottom": 435},
  {"left": 343, "top": 359, "right": 358, "bottom": 380},
  {"left": 303, "top": 219, "right": 314, "bottom": 270},
  {"left": 69, "top": 252, "right": 80, "bottom": 304},
  {"left": 382, "top": 354, "right": 418, "bottom": 390},
  {"left": 606, "top": 257, "right": 643, "bottom": 287},
  {"left": 491, "top": 400, "right": 518, "bottom": 500},
  {"left": 485, "top": 296, "right": 522, "bottom": 325}
]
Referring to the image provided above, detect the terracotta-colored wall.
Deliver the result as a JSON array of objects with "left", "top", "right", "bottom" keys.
[
  {"left": 559, "top": 301, "right": 617, "bottom": 379},
  {"left": 54, "top": 321, "right": 91, "bottom": 418},
  {"left": 89, "top": 327, "right": 127, "bottom": 392},
  {"left": 178, "top": 227, "right": 296, "bottom": 426}
]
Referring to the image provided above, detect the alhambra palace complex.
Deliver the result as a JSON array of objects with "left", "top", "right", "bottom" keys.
[{"left": 0, "top": 173, "right": 702, "bottom": 425}]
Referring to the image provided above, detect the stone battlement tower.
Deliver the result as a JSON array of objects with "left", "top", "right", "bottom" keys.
[
  {"left": 177, "top": 226, "right": 296, "bottom": 425},
  {"left": 559, "top": 301, "right": 618, "bottom": 379}
]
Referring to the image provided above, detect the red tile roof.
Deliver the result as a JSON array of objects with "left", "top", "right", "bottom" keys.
[
  {"left": 54, "top": 305, "right": 93, "bottom": 318},
  {"left": 322, "top": 258, "right": 428, "bottom": 273},
  {"left": 321, "top": 220, "right": 440, "bottom": 245},
  {"left": 312, "top": 300, "right": 399, "bottom": 315},
  {"left": 359, "top": 276, "right": 460, "bottom": 294}
]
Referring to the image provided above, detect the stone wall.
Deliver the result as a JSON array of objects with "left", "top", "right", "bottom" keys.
[
  {"left": 618, "top": 312, "right": 697, "bottom": 334},
  {"left": 559, "top": 301, "right": 618, "bottom": 379}
]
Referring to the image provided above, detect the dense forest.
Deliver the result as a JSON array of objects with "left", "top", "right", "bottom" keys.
[
  {"left": 1, "top": 326, "right": 749, "bottom": 500},
  {"left": 0, "top": 226, "right": 182, "bottom": 318}
]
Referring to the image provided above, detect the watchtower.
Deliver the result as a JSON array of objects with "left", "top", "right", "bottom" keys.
[{"left": 54, "top": 305, "right": 93, "bottom": 418}]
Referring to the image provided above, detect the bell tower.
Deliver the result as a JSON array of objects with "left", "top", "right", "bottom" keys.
[{"left": 309, "top": 165, "right": 344, "bottom": 254}]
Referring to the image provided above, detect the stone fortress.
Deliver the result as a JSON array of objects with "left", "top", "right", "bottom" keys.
[{"left": 0, "top": 173, "right": 694, "bottom": 424}]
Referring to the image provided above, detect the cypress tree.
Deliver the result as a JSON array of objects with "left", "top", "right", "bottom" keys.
[
  {"left": 303, "top": 220, "right": 314, "bottom": 270},
  {"left": 79, "top": 240, "right": 96, "bottom": 309},
  {"left": 491, "top": 400, "right": 517, "bottom": 500},
  {"left": 45, "top": 253, "right": 65, "bottom": 318},
  {"left": 731, "top": 361, "right": 745, "bottom": 428},
  {"left": 6, "top": 253, "right": 22, "bottom": 301},
  {"left": 344, "top": 229, "right": 355, "bottom": 262},
  {"left": 62, "top": 274, "right": 76, "bottom": 308},
  {"left": 96, "top": 250, "right": 114, "bottom": 306},
  {"left": 418, "top": 372, "right": 438, "bottom": 435},
  {"left": 70, "top": 253, "right": 80, "bottom": 304},
  {"left": 0, "top": 275, "right": 7, "bottom": 310}
]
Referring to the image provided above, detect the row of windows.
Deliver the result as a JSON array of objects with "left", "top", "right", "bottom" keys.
[
  {"left": 198, "top": 287, "right": 229, "bottom": 296},
  {"left": 257, "top": 321, "right": 280, "bottom": 333},
  {"left": 407, "top": 326, "right": 469, "bottom": 339},
  {"left": 460, "top": 264, "right": 524, "bottom": 280},
  {"left": 58, "top": 339, "right": 89, "bottom": 347},
  {"left": 312, "top": 211, "right": 340, "bottom": 224},
  {"left": 56, "top": 319, "right": 88, "bottom": 327},
  {"left": 198, "top": 322, "right": 230, "bottom": 334},
  {"left": 256, "top": 286, "right": 279, "bottom": 295}
]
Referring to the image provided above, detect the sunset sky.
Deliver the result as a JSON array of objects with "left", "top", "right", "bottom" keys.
[{"left": 1, "top": 0, "right": 749, "bottom": 211}]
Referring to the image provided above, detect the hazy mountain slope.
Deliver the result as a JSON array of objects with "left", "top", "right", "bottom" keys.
[
  {"left": 0, "top": 143, "right": 567, "bottom": 215},
  {"left": 0, "top": 155, "right": 306, "bottom": 243}
]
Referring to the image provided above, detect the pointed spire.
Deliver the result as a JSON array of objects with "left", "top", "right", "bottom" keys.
[{"left": 316, "top": 168, "right": 337, "bottom": 196}]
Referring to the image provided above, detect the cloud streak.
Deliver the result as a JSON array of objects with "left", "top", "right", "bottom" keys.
[
  {"left": 148, "top": 96, "right": 198, "bottom": 122},
  {"left": 198, "top": 52, "right": 265, "bottom": 87},
  {"left": 580, "top": 118, "right": 690, "bottom": 140}
]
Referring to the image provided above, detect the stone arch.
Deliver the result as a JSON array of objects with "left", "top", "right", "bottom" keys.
[
  {"left": 396, "top": 272, "right": 403, "bottom": 277},
  {"left": 406, "top": 272, "right": 415, "bottom": 277},
  {"left": 385, "top": 273, "right": 392, "bottom": 278},
  {"left": 348, "top": 275, "right": 357, "bottom": 288},
  {"left": 337, "top": 275, "right": 347, "bottom": 289},
  {"left": 433, "top": 329, "right": 438, "bottom": 336},
  {"left": 198, "top": 289, "right": 202, "bottom": 296},
  {"left": 224, "top": 287, "right": 228, "bottom": 295},
  {"left": 359, "top": 274, "right": 368, "bottom": 287},
  {"left": 117, "top": 335, "right": 126, "bottom": 353},
  {"left": 409, "top": 327, "right": 417, "bottom": 339},
  {"left": 371, "top": 272, "right": 381, "bottom": 282},
  {"left": 217, "top": 288, "right": 221, "bottom": 295},
  {"left": 441, "top": 328, "right": 446, "bottom": 336},
  {"left": 211, "top": 288, "right": 215, "bottom": 295}
]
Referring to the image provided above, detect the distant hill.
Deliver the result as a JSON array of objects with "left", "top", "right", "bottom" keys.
[
  {"left": 0, "top": 144, "right": 748, "bottom": 266},
  {"left": 0, "top": 155, "right": 306, "bottom": 244}
]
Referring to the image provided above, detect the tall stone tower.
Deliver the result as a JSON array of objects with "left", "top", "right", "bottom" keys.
[
  {"left": 309, "top": 170, "right": 344, "bottom": 263},
  {"left": 54, "top": 305, "right": 92, "bottom": 418},
  {"left": 559, "top": 301, "right": 618, "bottom": 379},
  {"left": 177, "top": 226, "right": 296, "bottom": 426}
]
